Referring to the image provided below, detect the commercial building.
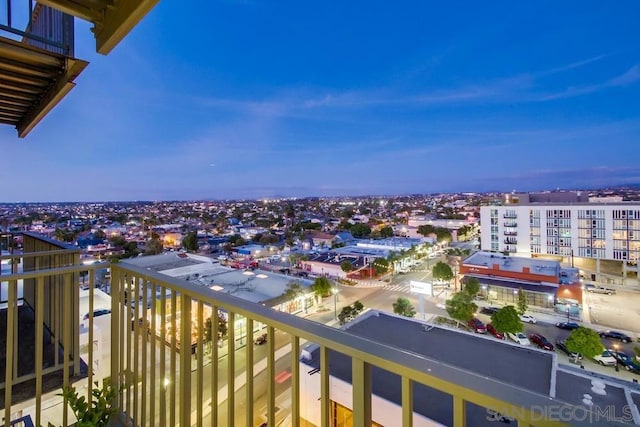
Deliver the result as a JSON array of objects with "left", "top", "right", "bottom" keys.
[
  {"left": 480, "top": 194, "right": 640, "bottom": 286},
  {"left": 300, "top": 310, "right": 640, "bottom": 426},
  {"left": 460, "top": 251, "right": 582, "bottom": 311}
]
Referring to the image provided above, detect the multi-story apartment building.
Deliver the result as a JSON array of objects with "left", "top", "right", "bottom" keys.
[{"left": 480, "top": 193, "right": 640, "bottom": 286}]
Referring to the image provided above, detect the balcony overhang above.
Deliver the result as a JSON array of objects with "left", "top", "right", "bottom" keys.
[
  {"left": 37, "top": 0, "right": 160, "bottom": 54},
  {"left": 0, "top": 37, "right": 88, "bottom": 138}
]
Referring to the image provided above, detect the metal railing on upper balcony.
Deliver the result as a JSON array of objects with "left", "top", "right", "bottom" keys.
[
  {"left": 1, "top": 0, "right": 74, "bottom": 55},
  {"left": 1, "top": 234, "right": 618, "bottom": 427}
]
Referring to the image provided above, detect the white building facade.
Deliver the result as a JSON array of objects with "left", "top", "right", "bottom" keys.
[{"left": 480, "top": 203, "right": 640, "bottom": 284}]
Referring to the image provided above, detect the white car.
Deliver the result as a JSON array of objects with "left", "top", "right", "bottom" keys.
[
  {"left": 593, "top": 350, "right": 617, "bottom": 366},
  {"left": 507, "top": 332, "right": 530, "bottom": 346},
  {"left": 520, "top": 314, "right": 537, "bottom": 324}
]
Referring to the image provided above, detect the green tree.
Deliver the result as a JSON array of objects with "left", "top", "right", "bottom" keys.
[
  {"left": 380, "top": 226, "right": 394, "bottom": 238},
  {"left": 312, "top": 277, "right": 333, "bottom": 298},
  {"left": 350, "top": 223, "right": 372, "bottom": 238},
  {"left": 517, "top": 288, "right": 528, "bottom": 315},
  {"left": 392, "top": 297, "right": 416, "bottom": 318},
  {"left": 490, "top": 305, "right": 522, "bottom": 334},
  {"left": 340, "top": 260, "right": 353, "bottom": 273},
  {"left": 372, "top": 257, "right": 390, "bottom": 275},
  {"left": 434, "top": 227, "right": 452, "bottom": 243},
  {"left": 145, "top": 236, "right": 163, "bottom": 255},
  {"left": 462, "top": 277, "right": 480, "bottom": 298},
  {"left": 445, "top": 292, "right": 477, "bottom": 322},
  {"left": 259, "top": 234, "right": 279, "bottom": 245},
  {"left": 108, "top": 235, "right": 126, "bottom": 248},
  {"left": 566, "top": 327, "right": 605, "bottom": 359},
  {"left": 353, "top": 300, "right": 364, "bottom": 314},
  {"left": 283, "top": 282, "right": 304, "bottom": 300},
  {"left": 94, "top": 229, "right": 106, "bottom": 240},
  {"left": 417, "top": 224, "right": 435, "bottom": 237},
  {"left": 122, "top": 241, "right": 140, "bottom": 258},
  {"left": 432, "top": 261, "right": 454, "bottom": 284},
  {"left": 205, "top": 311, "right": 229, "bottom": 343},
  {"left": 182, "top": 231, "right": 199, "bottom": 252},
  {"left": 338, "top": 306, "right": 355, "bottom": 324}
]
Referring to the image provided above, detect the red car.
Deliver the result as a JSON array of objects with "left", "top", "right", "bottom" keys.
[
  {"left": 529, "top": 333, "right": 554, "bottom": 351},
  {"left": 467, "top": 317, "right": 487, "bottom": 334},
  {"left": 486, "top": 323, "right": 505, "bottom": 340}
]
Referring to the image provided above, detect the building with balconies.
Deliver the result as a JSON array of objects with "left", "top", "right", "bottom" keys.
[{"left": 480, "top": 199, "right": 640, "bottom": 287}]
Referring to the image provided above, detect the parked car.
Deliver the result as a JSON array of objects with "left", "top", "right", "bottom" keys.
[
  {"left": 507, "top": 332, "right": 530, "bottom": 346},
  {"left": 480, "top": 306, "right": 499, "bottom": 316},
  {"left": 529, "top": 333, "right": 554, "bottom": 351},
  {"left": 598, "top": 330, "right": 632, "bottom": 343},
  {"left": 555, "top": 322, "right": 580, "bottom": 330},
  {"left": 555, "top": 340, "right": 583, "bottom": 360},
  {"left": 593, "top": 350, "right": 617, "bottom": 366},
  {"left": 520, "top": 314, "right": 537, "bottom": 324},
  {"left": 487, "top": 323, "right": 505, "bottom": 340},
  {"left": 254, "top": 333, "right": 268, "bottom": 345},
  {"left": 467, "top": 317, "right": 487, "bottom": 334},
  {"left": 611, "top": 350, "right": 640, "bottom": 374},
  {"left": 585, "top": 284, "right": 616, "bottom": 295},
  {"left": 83, "top": 308, "right": 111, "bottom": 320}
]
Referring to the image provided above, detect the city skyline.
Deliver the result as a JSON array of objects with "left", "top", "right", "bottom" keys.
[{"left": 2, "top": 1, "right": 640, "bottom": 202}]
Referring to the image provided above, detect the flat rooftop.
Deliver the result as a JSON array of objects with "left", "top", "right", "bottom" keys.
[
  {"left": 122, "top": 253, "right": 310, "bottom": 305},
  {"left": 464, "top": 251, "right": 560, "bottom": 277},
  {"left": 302, "top": 311, "right": 639, "bottom": 426}
]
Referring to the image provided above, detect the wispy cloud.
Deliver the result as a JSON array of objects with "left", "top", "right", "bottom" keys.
[
  {"left": 535, "top": 64, "right": 640, "bottom": 101},
  {"left": 187, "top": 55, "right": 632, "bottom": 119}
]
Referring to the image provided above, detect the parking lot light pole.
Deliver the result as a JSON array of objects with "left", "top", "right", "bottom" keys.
[
  {"left": 332, "top": 288, "right": 338, "bottom": 320},
  {"left": 566, "top": 303, "right": 571, "bottom": 322}
]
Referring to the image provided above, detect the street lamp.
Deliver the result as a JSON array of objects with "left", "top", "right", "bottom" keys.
[
  {"left": 332, "top": 287, "right": 339, "bottom": 320},
  {"left": 566, "top": 303, "right": 571, "bottom": 322}
]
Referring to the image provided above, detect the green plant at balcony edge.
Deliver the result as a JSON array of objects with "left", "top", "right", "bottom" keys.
[{"left": 56, "top": 380, "right": 117, "bottom": 427}]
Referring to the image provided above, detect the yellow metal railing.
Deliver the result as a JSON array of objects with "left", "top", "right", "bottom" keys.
[{"left": 0, "top": 234, "right": 595, "bottom": 426}]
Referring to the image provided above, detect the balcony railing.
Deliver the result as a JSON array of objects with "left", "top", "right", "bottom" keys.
[
  {"left": 503, "top": 230, "right": 517, "bottom": 236},
  {"left": 503, "top": 213, "right": 517, "bottom": 219},
  {"left": 0, "top": 234, "right": 598, "bottom": 426},
  {"left": 1, "top": 1, "right": 74, "bottom": 55}
]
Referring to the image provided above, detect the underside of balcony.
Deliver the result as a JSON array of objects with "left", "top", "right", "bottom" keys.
[{"left": 0, "top": 37, "right": 87, "bottom": 138}]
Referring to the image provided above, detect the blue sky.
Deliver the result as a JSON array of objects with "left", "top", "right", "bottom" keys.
[{"left": 2, "top": 1, "right": 640, "bottom": 202}]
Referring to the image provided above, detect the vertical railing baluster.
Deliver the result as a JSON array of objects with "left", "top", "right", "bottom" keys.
[
  {"left": 35, "top": 276, "right": 44, "bottom": 427},
  {"left": 402, "top": 376, "right": 413, "bottom": 427},
  {"left": 211, "top": 305, "right": 219, "bottom": 427},
  {"left": 245, "top": 318, "right": 254, "bottom": 427},
  {"left": 453, "top": 395, "right": 466, "bottom": 427},
  {"left": 133, "top": 276, "right": 140, "bottom": 422},
  {"left": 197, "top": 302, "right": 204, "bottom": 427},
  {"left": 62, "top": 273, "right": 72, "bottom": 426},
  {"left": 266, "top": 325, "right": 276, "bottom": 427},
  {"left": 320, "top": 346, "right": 330, "bottom": 427},
  {"left": 140, "top": 278, "right": 148, "bottom": 426},
  {"left": 87, "top": 270, "right": 94, "bottom": 399},
  {"left": 352, "top": 357, "right": 372, "bottom": 427},
  {"left": 149, "top": 281, "right": 157, "bottom": 427},
  {"left": 4, "top": 279, "right": 15, "bottom": 427},
  {"left": 179, "top": 296, "right": 192, "bottom": 426},
  {"left": 159, "top": 285, "right": 167, "bottom": 427},
  {"left": 170, "top": 291, "right": 177, "bottom": 427},
  {"left": 290, "top": 334, "right": 300, "bottom": 427},
  {"left": 226, "top": 312, "right": 235, "bottom": 427}
]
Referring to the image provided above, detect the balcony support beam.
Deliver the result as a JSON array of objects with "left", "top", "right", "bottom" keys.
[{"left": 95, "top": 0, "right": 160, "bottom": 55}]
